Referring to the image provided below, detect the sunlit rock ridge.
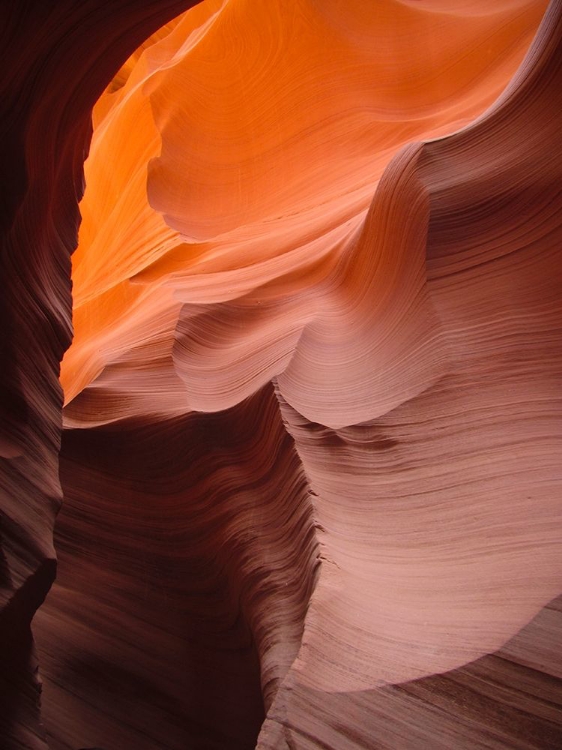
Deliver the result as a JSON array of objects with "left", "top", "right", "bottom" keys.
[{"left": 1, "top": 0, "right": 561, "bottom": 748}]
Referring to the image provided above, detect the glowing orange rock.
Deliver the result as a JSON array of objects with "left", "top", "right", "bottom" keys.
[
  {"left": 4, "top": 0, "right": 561, "bottom": 748},
  {"left": 62, "top": 0, "right": 548, "bottom": 427}
]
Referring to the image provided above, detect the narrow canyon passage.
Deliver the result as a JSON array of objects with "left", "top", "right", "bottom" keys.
[
  {"left": 35, "top": 385, "right": 317, "bottom": 749},
  {"left": 1, "top": 1, "right": 562, "bottom": 748}
]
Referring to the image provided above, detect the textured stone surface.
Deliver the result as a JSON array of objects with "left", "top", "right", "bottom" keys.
[{"left": 1, "top": 0, "right": 561, "bottom": 748}]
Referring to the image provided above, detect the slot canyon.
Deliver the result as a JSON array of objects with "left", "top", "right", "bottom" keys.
[{"left": 1, "top": 0, "right": 561, "bottom": 748}]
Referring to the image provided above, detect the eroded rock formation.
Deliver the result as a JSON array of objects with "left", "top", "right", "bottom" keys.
[
  {"left": 0, "top": 2, "right": 198, "bottom": 746},
  {"left": 1, "top": 0, "right": 561, "bottom": 748}
]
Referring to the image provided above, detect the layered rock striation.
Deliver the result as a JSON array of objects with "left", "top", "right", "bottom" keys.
[{"left": 1, "top": 0, "right": 561, "bottom": 748}]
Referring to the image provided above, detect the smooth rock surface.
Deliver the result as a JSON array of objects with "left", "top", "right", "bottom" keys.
[{"left": 1, "top": 0, "right": 561, "bottom": 748}]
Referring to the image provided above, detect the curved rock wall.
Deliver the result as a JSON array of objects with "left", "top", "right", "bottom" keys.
[
  {"left": 0, "top": 2, "right": 197, "bottom": 746},
  {"left": 1, "top": 0, "right": 561, "bottom": 748}
]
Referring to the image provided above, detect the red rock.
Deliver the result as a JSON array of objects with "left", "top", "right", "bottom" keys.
[{"left": 1, "top": 1, "right": 561, "bottom": 748}]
